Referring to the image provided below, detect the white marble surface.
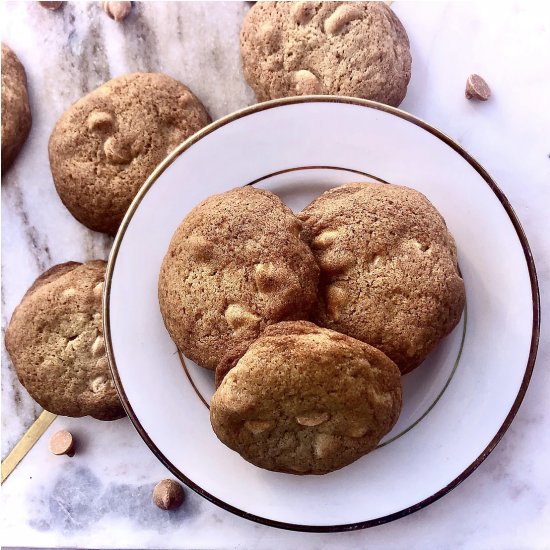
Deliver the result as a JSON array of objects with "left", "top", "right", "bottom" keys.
[{"left": 1, "top": 1, "right": 549, "bottom": 548}]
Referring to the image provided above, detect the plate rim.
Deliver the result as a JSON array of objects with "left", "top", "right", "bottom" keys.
[{"left": 103, "top": 96, "right": 540, "bottom": 532}]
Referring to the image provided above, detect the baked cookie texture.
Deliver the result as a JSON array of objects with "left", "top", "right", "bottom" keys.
[
  {"left": 211, "top": 321, "right": 402, "bottom": 475},
  {"left": 5, "top": 261, "right": 124, "bottom": 420},
  {"left": 1, "top": 43, "right": 32, "bottom": 172},
  {"left": 299, "top": 182, "right": 465, "bottom": 374},
  {"left": 240, "top": 1, "right": 411, "bottom": 106},
  {"left": 158, "top": 186, "right": 319, "bottom": 371},
  {"left": 49, "top": 73, "right": 211, "bottom": 235}
]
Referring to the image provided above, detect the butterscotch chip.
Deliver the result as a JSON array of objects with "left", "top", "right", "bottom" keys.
[
  {"left": 101, "top": 1, "right": 132, "bottom": 22},
  {"left": 5, "top": 261, "right": 124, "bottom": 420},
  {"left": 296, "top": 412, "right": 330, "bottom": 426},
  {"left": 152, "top": 479, "right": 185, "bottom": 510},
  {"left": 39, "top": 1, "right": 64, "bottom": 10},
  {"left": 210, "top": 321, "right": 402, "bottom": 475},
  {"left": 49, "top": 430, "right": 75, "bottom": 456},
  {"left": 91, "top": 335, "right": 105, "bottom": 357},
  {"left": 158, "top": 187, "right": 319, "bottom": 371},
  {"left": 240, "top": 2, "right": 412, "bottom": 106},
  {"left": 465, "top": 73, "right": 491, "bottom": 101},
  {"left": 244, "top": 420, "right": 274, "bottom": 434},
  {"left": 93, "top": 281, "right": 104, "bottom": 299},
  {"left": 49, "top": 73, "right": 210, "bottom": 234},
  {"left": 299, "top": 182, "right": 465, "bottom": 374},
  {"left": 1, "top": 44, "right": 32, "bottom": 173}
]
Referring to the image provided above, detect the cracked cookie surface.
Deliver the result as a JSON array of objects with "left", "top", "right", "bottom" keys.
[
  {"left": 240, "top": 1, "right": 411, "bottom": 105},
  {"left": 49, "top": 73, "right": 210, "bottom": 234},
  {"left": 211, "top": 321, "right": 402, "bottom": 474},
  {"left": 158, "top": 187, "right": 319, "bottom": 371},
  {"left": 299, "top": 182, "right": 466, "bottom": 374},
  {"left": 5, "top": 261, "right": 124, "bottom": 420}
]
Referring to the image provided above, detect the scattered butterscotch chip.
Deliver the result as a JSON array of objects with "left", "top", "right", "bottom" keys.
[
  {"left": 101, "top": 1, "right": 132, "bottom": 22},
  {"left": 39, "top": 1, "right": 64, "bottom": 10},
  {"left": 465, "top": 74, "right": 491, "bottom": 101},
  {"left": 152, "top": 479, "right": 185, "bottom": 510},
  {"left": 48, "top": 430, "right": 75, "bottom": 457}
]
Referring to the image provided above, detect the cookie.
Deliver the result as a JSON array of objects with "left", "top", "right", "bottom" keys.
[
  {"left": 49, "top": 73, "right": 211, "bottom": 235},
  {"left": 240, "top": 1, "right": 411, "bottom": 106},
  {"left": 158, "top": 186, "right": 319, "bottom": 371},
  {"left": 5, "top": 261, "right": 124, "bottom": 420},
  {"left": 211, "top": 321, "right": 402, "bottom": 475},
  {"left": 1, "top": 43, "right": 32, "bottom": 173},
  {"left": 299, "top": 182, "right": 465, "bottom": 374}
]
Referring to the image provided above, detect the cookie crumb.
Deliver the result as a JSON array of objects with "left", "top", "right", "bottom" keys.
[
  {"left": 465, "top": 74, "right": 491, "bottom": 101},
  {"left": 152, "top": 479, "right": 185, "bottom": 510},
  {"left": 48, "top": 430, "right": 75, "bottom": 456}
]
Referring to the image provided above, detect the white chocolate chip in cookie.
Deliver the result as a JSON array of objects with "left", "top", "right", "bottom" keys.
[
  {"left": 90, "top": 376, "right": 108, "bottom": 393},
  {"left": 370, "top": 255, "right": 382, "bottom": 268},
  {"left": 291, "top": 1, "right": 317, "bottom": 25},
  {"left": 254, "top": 263, "right": 285, "bottom": 293},
  {"left": 346, "top": 419, "right": 370, "bottom": 438},
  {"left": 318, "top": 249, "right": 355, "bottom": 274},
  {"left": 95, "top": 356, "right": 109, "bottom": 371},
  {"left": 186, "top": 235, "right": 213, "bottom": 262},
  {"left": 290, "top": 220, "right": 302, "bottom": 238},
  {"left": 93, "top": 281, "right": 104, "bottom": 300},
  {"left": 312, "top": 230, "right": 340, "bottom": 249},
  {"left": 62, "top": 288, "right": 76, "bottom": 298},
  {"left": 405, "top": 239, "right": 430, "bottom": 253},
  {"left": 292, "top": 70, "right": 323, "bottom": 95},
  {"left": 104, "top": 136, "right": 133, "bottom": 164},
  {"left": 326, "top": 284, "right": 348, "bottom": 321},
  {"left": 87, "top": 111, "right": 114, "bottom": 132},
  {"left": 324, "top": 4, "right": 363, "bottom": 36},
  {"left": 314, "top": 433, "right": 339, "bottom": 458},
  {"left": 244, "top": 420, "right": 273, "bottom": 434},
  {"left": 296, "top": 412, "right": 330, "bottom": 426},
  {"left": 91, "top": 335, "right": 105, "bottom": 357},
  {"left": 257, "top": 22, "right": 280, "bottom": 53},
  {"left": 224, "top": 304, "right": 260, "bottom": 331}
]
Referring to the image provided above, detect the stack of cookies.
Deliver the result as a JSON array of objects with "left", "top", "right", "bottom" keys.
[{"left": 159, "top": 184, "right": 465, "bottom": 475}]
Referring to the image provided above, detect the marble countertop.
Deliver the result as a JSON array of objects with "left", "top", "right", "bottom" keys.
[{"left": 1, "top": 1, "right": 549, "bottom": 548}]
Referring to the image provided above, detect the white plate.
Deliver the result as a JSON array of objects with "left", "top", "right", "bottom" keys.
[{"left": 104, "top": 97, "right": 539, "bottom": 531}]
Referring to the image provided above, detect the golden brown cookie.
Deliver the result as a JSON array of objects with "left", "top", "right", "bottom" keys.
[
  {"left": 1, "top": 43, "right": 32, "bottom": 173},
  {"left": 5, "top": 261, "right": 124, "bottom": 420},
  {"left": 158, "top": 186, "right": 319, "bottom": 371},
  {"left": 211, "top": 321, "right": 402, "bottom": 475},
  {"left": 240, "top": 1, "right": 411, "bottom": 105},
  {"left": 299, "top": 182, "right": 465, "bottom": 374},
  {"left": 49, "top": 73, "right": 211, "bottom": 235}
]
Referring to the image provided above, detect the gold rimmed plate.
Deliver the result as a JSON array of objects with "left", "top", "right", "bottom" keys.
[{"left": 104, "top": 97, "right": 539, "bottom": 532}]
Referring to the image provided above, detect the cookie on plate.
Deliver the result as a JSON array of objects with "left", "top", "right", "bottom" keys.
[
  {"left": 211, "top": 321, "right": 402, "bottom": 475},
  {"left": 158, "top": 186, "right": 319, "bottom": 371},
  {"left": 49, "top": 73, "right": 211, "bottom": 235},
  {"left": 240, "top": 1, "right": 411, "bottom": 105},
  {"left": 1, "top": 43, "right": 32, "bottom": 173},
  {"left": 299, "top": 182, "right": 465, "bottom": 374},
  {"left": 5, "top": 261, "right": 124, "bottom": 420}
]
